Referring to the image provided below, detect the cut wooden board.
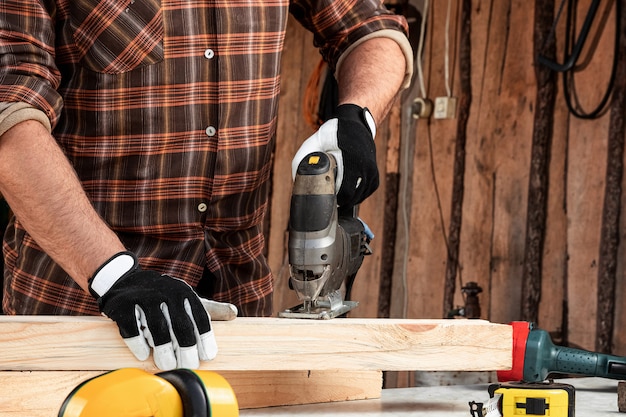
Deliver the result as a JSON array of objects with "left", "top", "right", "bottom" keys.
[
  {"left": 0, "top": 317, "right": 512, "bottom": 413},
  {"left": 0, "top": 316, "right": 512, "bottom": 372},
  {"left": 0, "top": 370, "right": 383, "bottom": 415}
]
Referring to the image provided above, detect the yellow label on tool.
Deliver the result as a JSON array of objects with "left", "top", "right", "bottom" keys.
[{"left": 308, "top": 155, "right": 321, "bottom": 165}]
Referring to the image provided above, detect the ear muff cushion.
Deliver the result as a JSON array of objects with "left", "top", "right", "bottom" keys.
[{"left": 157, "top": 369, "right": 209, "bottom": 417}]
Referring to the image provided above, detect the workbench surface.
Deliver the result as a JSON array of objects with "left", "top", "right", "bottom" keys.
[{"left": 240, "top": 377, "right": 620, "bottom": 416}]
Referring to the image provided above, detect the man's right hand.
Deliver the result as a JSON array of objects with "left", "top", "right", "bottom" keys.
[
  {"left": 291, "top": 104, "right": 379, "bottom": 208},
  {"left": 88, "top": 251, "right": 221, "bottom": 370}
]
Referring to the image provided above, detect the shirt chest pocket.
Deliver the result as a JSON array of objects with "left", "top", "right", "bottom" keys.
[{"left": 70, "top": 0, "right": 164, "bottom": 74}]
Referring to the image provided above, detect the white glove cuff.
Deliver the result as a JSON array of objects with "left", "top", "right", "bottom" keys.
[{"left": 90, "top": 252, "right": 136, "bottom": 297}]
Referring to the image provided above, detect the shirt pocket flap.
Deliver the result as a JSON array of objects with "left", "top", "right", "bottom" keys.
[{"left": 70, "top": 0, "right": 164, "bottom": 74}]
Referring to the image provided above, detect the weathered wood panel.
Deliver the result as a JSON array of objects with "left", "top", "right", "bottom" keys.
[
  {"left": 400, "top": 0, "right": 459, "bottom": 322},
  {"left": 561, "top": 1, "right": 615, "bottom": 351},
  {"left": 604, "top": 1, "right": 626, "bottom": 356}
]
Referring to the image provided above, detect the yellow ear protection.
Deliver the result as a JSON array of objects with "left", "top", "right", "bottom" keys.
[
  {"left": 58, "top": 368, "right": 184, "bottom": 417},
  {"left": 58, "top": 368, "right": 238, "bottom": 417},
  {"left": 157, "top": 369, "right": 239, "bottom": 417}
]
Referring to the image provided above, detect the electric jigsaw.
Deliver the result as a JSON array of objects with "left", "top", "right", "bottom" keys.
[{"left": 279, "top": 151, "right": 372, "bottom": 319}]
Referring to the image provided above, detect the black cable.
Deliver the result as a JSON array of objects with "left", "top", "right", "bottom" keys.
[{"left": 562, "top": 0, "right": 620, "bottom": 119}]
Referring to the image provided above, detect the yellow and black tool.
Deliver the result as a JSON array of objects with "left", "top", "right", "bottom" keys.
[
  {"left": 279, "top": 151, "right": 373, "bottom": 319},
  {"left": 484, "top": 381, "right": 575, "bottom": 417},
  {"left": 58, "top": 368, "right": 239, "bottom": 417}
]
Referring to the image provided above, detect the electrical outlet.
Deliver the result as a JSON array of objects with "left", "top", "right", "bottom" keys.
[{"left": 434, "top": 96, "right": 457, "bottom": 119}]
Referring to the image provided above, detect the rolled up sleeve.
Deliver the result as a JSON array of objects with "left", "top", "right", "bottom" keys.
[
  {"left": 290, "top": 0, "right": 413, "bottom": 88},
  {"left": 0, "top": 0, "right": 63, "bottom": 128}
]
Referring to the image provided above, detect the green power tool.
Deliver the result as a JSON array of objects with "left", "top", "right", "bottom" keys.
[{"left": 498, "top": 321, "right": 626, "bottom": 382}]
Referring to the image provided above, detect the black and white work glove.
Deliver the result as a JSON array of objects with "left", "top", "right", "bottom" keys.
[
  {"left": 292, "top": 103, "right": 379, "bottom": 208},
  {"left": 89, "top": 251, "right": 236, "bottom": 370}
]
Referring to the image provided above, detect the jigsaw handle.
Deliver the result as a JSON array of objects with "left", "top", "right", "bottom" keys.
[{"left": 289, "top": 152, "right": 336, "bottom": 235}]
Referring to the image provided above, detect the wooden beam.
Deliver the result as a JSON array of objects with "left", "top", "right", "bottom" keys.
[
  {"left": 0, "top": 370, "right": 383, "bottom": 415},
  {"left": 0, "top": 317, "right": 512, "bottom": 414},
  {"left": 0, "top": 316, "right": 512, "bottom": 372}
]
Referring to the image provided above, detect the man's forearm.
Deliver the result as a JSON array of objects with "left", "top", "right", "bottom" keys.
[
  {"left": 0, "top": 120, "right": 126, "bottom": 291},
  {"left": 336, "top": 37, "right": 407, "bottom": 124}
]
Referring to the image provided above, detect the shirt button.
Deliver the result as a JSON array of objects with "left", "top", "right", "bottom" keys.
[
  {"left": 198, "top": 202, "right": 208, "bottom": 213},
  {"left": 204, "top": 49, "right": 215, "bottom": 59},
  {"left": 205, "top": 126, "right": 216, "bottom": 137}
]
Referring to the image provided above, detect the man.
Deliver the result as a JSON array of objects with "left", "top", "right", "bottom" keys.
[{"left": 0, "top": 0, "right": 412, "bottom": 370}]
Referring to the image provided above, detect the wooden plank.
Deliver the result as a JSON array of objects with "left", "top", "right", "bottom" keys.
[
  {"left": 463, "top": 1, "right": 533, "bottom": 324},
  {"left": 619, "top": 381, "right": 626, "bottom": 412},
  {"left": 0, "top": 317, "right": 510, "bottom": 414},
  {"left": 537, "top": 92, "right": 568, "bottom": 333},
  {"left": 0, "top": 370, "right": 383, "bottom": 415},
  {"left": 449, "top": 0, "right": 495, "bottom": 322},
  {"left": 404, "top": 0, "right": 457, "bottom": 322},
  {"left": 0, "top": 317, "right": 512, "bottom": 372},
  {"left": 564, "top": 6, "right": 614, "bottom": 351},
  {"left": 222, "top": 370, "right": 382, "bottom": 408},
  {"left": 536, "top": 0, "right": 568, "bottom": 338}
]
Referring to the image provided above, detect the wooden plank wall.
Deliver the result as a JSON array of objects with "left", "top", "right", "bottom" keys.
[{"left": 270, "top": 0, "right": 626, "bottom": 363}]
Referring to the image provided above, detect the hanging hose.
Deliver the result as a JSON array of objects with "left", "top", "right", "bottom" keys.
[{"left": 562, "top": 0, "right": 620, "bottom": 119}]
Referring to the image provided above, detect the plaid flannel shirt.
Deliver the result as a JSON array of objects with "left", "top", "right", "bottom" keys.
[{"left": 0, "top": 0, "right": 409, "bottom": 316}]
